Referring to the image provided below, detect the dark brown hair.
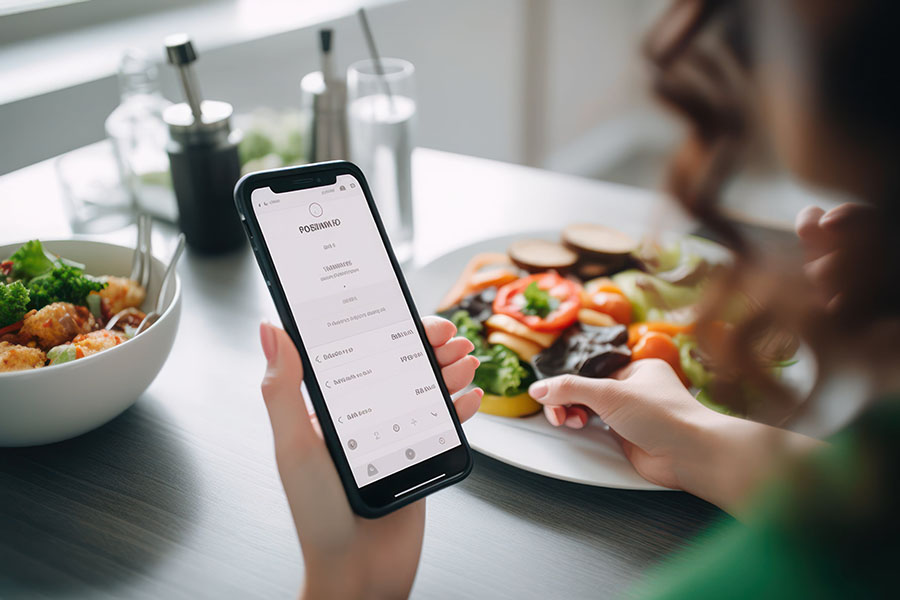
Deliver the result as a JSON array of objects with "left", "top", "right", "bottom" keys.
[{"left": 642, "top": 0, "right": 900, "bottom": 423}]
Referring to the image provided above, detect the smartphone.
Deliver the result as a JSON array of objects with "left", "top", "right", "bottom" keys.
[{"left": 234, "top": 161, "right": 473, "bottom": 517}]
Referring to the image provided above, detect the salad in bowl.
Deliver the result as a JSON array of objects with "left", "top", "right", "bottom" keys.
[{"left": 1, "top": 240, "right": 148, "bottom": 371}]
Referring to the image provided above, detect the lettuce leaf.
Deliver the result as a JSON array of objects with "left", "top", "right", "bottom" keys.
[{"left": 450, "top": 310, "right": 534, "bottom": 396}]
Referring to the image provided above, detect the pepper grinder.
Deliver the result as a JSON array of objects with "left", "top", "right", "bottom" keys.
[
  {"left": 163, "top": 33, "right": 245, "bottom": 254},
  {"left": 300, "top": 29, "right": 349, "bottom": 161}
]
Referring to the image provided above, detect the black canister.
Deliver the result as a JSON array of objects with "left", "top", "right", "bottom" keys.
[{"left": 163, "top": 34, "right": 245, "bottom": 254}]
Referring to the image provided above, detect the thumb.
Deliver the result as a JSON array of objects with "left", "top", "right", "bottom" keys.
[
  {"left": 528, "top": 374, "right": 625, "bottom": 422},
  {"left": 260, "top": 323, "right": 318, "bottom": 459}
]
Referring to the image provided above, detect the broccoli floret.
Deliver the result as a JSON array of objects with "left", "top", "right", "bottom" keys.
[
  {"left": 0, "top": 281, "right": 30, "bottom": 328},
  {"left": 26, "top": 265, "right": 106, "bottom": 310}
]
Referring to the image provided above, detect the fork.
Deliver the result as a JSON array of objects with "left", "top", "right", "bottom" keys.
[
  {"left": 106, "top": 215, "right": 153, "bottom": 330},
  {"left": 134, "top": 233, "right": 186, "bottom": 336},
  {"left": 129, "top": 213, "right": 152, "bottom": 290}
]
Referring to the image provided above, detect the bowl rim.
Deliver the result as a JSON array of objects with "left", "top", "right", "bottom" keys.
[{"left": 0, "top": 238, "right": 181, "bottom": 380}]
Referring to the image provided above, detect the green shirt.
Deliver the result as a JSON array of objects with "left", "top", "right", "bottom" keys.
[{"left": 635, "top": 398, "right": 899, "bottom": 598}]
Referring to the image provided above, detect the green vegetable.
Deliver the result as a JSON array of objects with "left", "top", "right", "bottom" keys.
[
  {"left": 86, "top": 293, "right": 103, "bottom": 320},
  {"left": 674, "top": 333, "right": 712, "bottom": 389},
  {"left": 695, "top": 387, "right": 734, "bottom": 416},
  {"left": 450, "top": 310, "right": 534, "bottom": 396},
  {"left": 7, "top": 240, "right": 56, "bottom": 280},
  {"left": 47, "top": 344, "right": 77, "bottom": 365},
  {"left": 452, "top": 310, "right": 488, "bottom": 353},
  {"left": 612, "top": 269, "right": 704, "bottom": 322},
  {"left": 26, "top": 265, "right": 106, "bottom": 310},
  {"left": 634, "top": 240, "right": 682, "bottom": 273},
  {"left": 522, "top": 281, "right": 558, "bottom": 318},
  {"left": 239, "top": 129, "right": 276, "bottom": 164},
  {"left": 0, "top": 281, "right": 30, "bottom": 328}
]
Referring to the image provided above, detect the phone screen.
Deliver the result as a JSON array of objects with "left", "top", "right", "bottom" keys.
[{"left": 251, "top": 174, "right": 461, "bottom": 487}]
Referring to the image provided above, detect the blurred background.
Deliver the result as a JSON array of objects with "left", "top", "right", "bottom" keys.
[{"left": 0, "top": 0, "right": 834, "bottom": 230}]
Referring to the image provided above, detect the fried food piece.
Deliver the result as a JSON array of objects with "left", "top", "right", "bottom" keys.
[
  {"left": 0, "top": 341, "right": 46, "bottom": 372},
  {"left": 97, "top": 276, "right": 146, "bottom": 315},
  {"left": 20, "top": 302, "right": 97, "bottom": 350},
  {"left": 71, "top": 329, "right": 127, "bottom": 358}
]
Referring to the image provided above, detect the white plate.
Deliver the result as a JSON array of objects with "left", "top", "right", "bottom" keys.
[{"left": 407, "top": 230, "right": 814, "bottom": 490}]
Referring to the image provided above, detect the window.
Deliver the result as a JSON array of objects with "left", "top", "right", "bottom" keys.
[
  {"left": 0, "top": 0, "right": 215, "bottom": 45},
  {"left": 0, "top": 1, "right": 88, "bottom": 18}
]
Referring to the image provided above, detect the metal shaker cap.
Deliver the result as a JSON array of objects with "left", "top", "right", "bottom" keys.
[
  {"left": 164, "top": 100, "right": 233, "bottom": 144},
  {"left": 164, "top": 33, "right": 197, "bottom": 65}
]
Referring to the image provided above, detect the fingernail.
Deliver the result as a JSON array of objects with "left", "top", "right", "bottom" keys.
[
  {"left": 470, "top": 354, "right": 480, "bottom": 367},
  {"left": 529, "top": 381, "right": 548, "bottom": 400},
  {"left": 260, "top": 322, "right": 278, "bottom": 363},
  {"left": 565, "top": 414, "right": 585, "bottom": 429},
  {"left": 545, "top": 406, "right": 564, "bottom": 426}
]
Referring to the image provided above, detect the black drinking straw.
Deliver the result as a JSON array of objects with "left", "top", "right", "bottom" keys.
[{"left": 357, "top": 7, "right": 396, "bottom": 113}]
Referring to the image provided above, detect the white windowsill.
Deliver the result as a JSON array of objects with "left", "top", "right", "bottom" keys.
[{"left": 0, "top": 0, "right": 393, "bottom": 106}]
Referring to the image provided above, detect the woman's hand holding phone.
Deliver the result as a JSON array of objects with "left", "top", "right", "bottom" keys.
[{"left": 259, "top": 316, "right": 482, "bottom": 600}]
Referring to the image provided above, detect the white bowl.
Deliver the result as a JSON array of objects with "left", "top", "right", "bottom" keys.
[{"left": 0, "top": 239, "right": 181, "bottom": 446}]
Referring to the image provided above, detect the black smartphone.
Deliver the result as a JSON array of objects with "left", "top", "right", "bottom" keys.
[{"left": 234, "top": 161, "right": 473, "bottom": 517}]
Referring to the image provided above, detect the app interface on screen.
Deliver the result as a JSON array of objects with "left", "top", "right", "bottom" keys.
[{"left": 252, "top": 175, "right": 461, "bottom": 487}]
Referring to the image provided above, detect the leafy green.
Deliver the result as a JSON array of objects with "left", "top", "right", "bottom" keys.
[
  {"left": 450, "top": 310, "right": 534, "bottom": 396},
  {"left": 673, "top": 333, "right": 712, "bottom": 389},
  {"left": 633, "top": 240, "right": 682, "bottom": 273},
  {"left": 612, "top": 270, "right": 704, "bottom": 322},
  {"left": 0, "top": 281, "right": 30, "bottom": 328},
  {"left": 239, "top": 129, "right": 276, "bottom": 164},
  {"left": 452, "top": 310, "right": 488, "bottom": 353},
  {"left": 26, "top": 265, "right": 105, "bottom": 310},
  {"left": 7, "top": 240, "right": 56, "bottom": 280},
  {"left": 522, "top": 281, "right": 558, "bottom": 318}
]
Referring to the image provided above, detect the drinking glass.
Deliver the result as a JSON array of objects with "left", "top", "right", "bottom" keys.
[
  {"left": 347, "top": 58, "right": 416, "bottom": 263},
  {"left": 55, "top": 143, "right": 134, "bottom": 234}
]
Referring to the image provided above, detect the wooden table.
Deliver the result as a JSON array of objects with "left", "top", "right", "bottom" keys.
[{"left": 0, "top": 148, "right": 723, "bottom": 599}]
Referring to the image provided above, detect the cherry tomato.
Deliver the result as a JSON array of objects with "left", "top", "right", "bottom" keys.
[
  {"left": 493, "top": 272, "right": 581, "bottom": 332},
  {"left": 631, "top": 331, "right": 690, "bottom": 387}
]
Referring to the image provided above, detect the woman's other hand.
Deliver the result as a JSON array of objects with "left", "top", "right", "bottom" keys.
[
  {"left": 259, "top": 316, "right": 482, "bottom": 600},
  {"left": 795, "top": 202, "right": 879, "bottom": 313},
  {"left": 530, "top": 359, "right": 822, "bottom": 516}
]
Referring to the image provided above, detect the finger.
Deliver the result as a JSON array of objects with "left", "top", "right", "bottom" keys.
[
  {"left": 260, "top": 323, "right": 318, "bottom": 458},
  {"left": 795, "top": 205, "right": 826, "bottom": 243},
  {"left": 308, "top": 411, "right": 323, "bottom": 438},
  {"left": 453, "top": 387, "right": 483, "bottom": 423},
  {"left": 528, "top": 374, "right": 621, "bottom": 420},
  {"left": 433, "top": 336, "right": 475, "bottom": 367},
  {"left": 441, "top": 354, "right": 479, "bottom": 394},
  {"left": 818, "top": 202, "right": 877, "bottom": 233},
  {"left": 803, "top": 249, "right": 841, "bottom": 294},
  {"left": 563, "top": 406, "right": 590, "bottom": 429},
  {"left": 544, "top": 405, "right": 566, "bottom": 427},
  {"left": 422, "top": 316, "right": 456, "bottom": 347}
]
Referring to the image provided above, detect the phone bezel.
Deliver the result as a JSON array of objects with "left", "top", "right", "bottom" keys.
[{"left": 234, "top": 161, "right": 473, "bottom": 518}]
